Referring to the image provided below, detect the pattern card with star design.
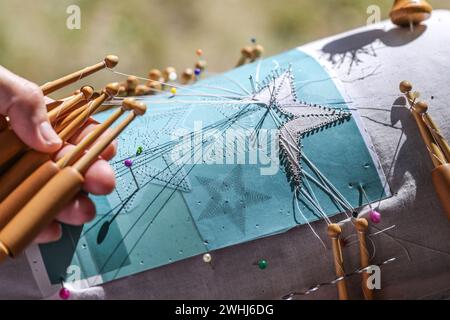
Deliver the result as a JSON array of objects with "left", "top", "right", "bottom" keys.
[{"left": 29, "top": 48, "right": 389, "bottom": 290}]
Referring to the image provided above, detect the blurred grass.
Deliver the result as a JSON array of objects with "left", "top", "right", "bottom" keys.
[{"left": 0, "top": 0, "right": 448, "bottom": 96}]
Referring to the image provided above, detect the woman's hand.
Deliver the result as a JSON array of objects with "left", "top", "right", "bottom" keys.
[{"left": 0, "top": 65, "right": 116, "bottom": 243}]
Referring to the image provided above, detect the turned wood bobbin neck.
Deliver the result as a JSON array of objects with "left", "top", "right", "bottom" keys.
[
  {"left": 327, "top": 224, "right": 342, "bottom": 238},
  {"left": 354, "top": 218, "right": 369, "bottom": 233}
]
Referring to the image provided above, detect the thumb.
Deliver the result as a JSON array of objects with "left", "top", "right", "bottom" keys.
[{"left": 0, "top": 66, "right": 62, "bottom": 153}]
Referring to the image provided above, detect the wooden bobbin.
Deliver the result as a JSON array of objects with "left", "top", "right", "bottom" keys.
[
  {"left": 0, "top": 242, "right": 9, "bottom": 263},
  {"left": 236, "top": 46, "right": 253, "bottom": 67},
  {"left": 0, "top": 56, "right": 117, "bottom": 170},
  {"left": 46, "top": 90, "right": 88, "bottom": 112},
  {"left": 46, "top": 99, "right": 65, "bottom": 112},
  {"left": 58, "top": 83, "right": 119, "bottom": 141},
  {"left": 354, "top": 218, "right": 374, "bottom": 300},
  {"left": 0, "top": 86, "right": 92, "bottom": 170},
  {"left": 58, "top": 97, "right": 139, "bottom": 168},
  {"left": 0, "top": 130, "right": 27, "bottom": 170},
  {"left": 0, "top": 161, "right": 60, "bottom": 231},
  {"left": 146, "top": 80, "right": 162, "bottom": 93},
  {"left": 250, "top": 44, "right": 264, "bottom": 62},
  {"left": 55, "top": 90, "right": 101, "bottom": 128},
  {"left": 390, "top": 0, "right": 432, "bottom": 27},
  {"left": 0, "top": 98, "right": 139, "bottom": 229},
  {"left": 54, "top": 103, "right": 89, "bottom": 133},
  {"left": 0, "top": 101, "right": 146, "bottom": 263},
  {"left": 400, "top": 81, "right": 450, "bottom": 220},
  {"left": 419, "top": 101, "right": 450, "bottom": 221},
  {"left": 117, "top": 83, "right": 128, "bottom": 97},
  {"left": 432, "top": 164, "right": 450, "bottom": 220},
  {"left": 180, "top": 68, "right": 195, "bottom": 85},
  {"left": 400, "top": 81, "right": 446, "bottom": 167},
  {"left": 135, "top": 85, "right": 152, "bottom": 96},
  {"left": 327, "top": 224, "right": 349, "bottom": 300},
  {"left": 74, "top": 100, "right": 146, "bottom": 174},
  {"left": 0, "top": 83, "right": 120, "bottom": 202},
  {"left": 126, "top": 76, "right": 139, "bottom": 96},
  {"left": 195, "top": 60, "right": 207, "bottom": 71},
  {"left": 414, "top": 101, "right": 450, "bottom": 163},
  {"left": 47, "top": 86, "right": 94, "bottom": 124},
  {"left": 40, "top": 55, "right": 118, "bottom": 95},
  {"left": 414, "top": 100, "right": 448, "bottom": 160},
  {"left": 148, "top": 69, "right": 162, "bottom": 81}
]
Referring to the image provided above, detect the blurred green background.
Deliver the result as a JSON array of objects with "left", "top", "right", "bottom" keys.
[{"left": 0, "top": 0, "right": 448, "bottom": 96}]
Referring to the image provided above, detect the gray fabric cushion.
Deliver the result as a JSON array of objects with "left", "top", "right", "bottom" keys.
[{"left": 1, "top": 10, "right": 449, "bottom": 300}]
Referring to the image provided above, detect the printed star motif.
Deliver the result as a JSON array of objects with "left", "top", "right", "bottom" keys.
[
  {"left": 253, "top": 68, "right": 351, "bottom": 188},
  {"left": 196, "top": 165, "right": 271, "bottom": 234}
]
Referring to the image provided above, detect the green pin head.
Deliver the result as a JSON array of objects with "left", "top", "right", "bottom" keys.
[{"left": 258, "top": 259, "right": 268, "bottom": 270}]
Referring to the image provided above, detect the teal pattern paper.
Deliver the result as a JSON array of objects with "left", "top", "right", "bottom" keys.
[{"left": 38, "top": 48, "right": 389, "bottom": 284}]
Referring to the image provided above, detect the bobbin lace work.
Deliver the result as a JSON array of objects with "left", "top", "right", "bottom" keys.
[{"left": 252, "top": 67, "right": 351, "bottom": 189}]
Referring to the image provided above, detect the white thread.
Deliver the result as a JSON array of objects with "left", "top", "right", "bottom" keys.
[{"left": 294, "top": 189, "right": 328, "bottom": 249}]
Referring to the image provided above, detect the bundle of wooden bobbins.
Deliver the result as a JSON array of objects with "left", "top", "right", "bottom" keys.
[
  {"left": 326, "top": 81, "right": 450, "bottom": 300},
  {"left": 115, "top": 42, "right": 266, "bottom": 99},
  {"left": 117, "top": 49, "right": 209, "bottom": 98},
  {"left": 117, "top": 69, "right": 173, "bottom": 98},
  {"left": 326, "top": 218, "right": 374, "bottom": 300},
  {"left": 0, "top": 55, "right": 147, "bottom": 263},
  {"left": 400, "top": 81, "right": 450, "bottom": 220},
  {"left": 236, "top": 42, "right": 264, "bottom": 67}
]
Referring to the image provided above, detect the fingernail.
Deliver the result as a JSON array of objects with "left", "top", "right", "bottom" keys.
[{"left": 39, "top": 122, "right": 62, "bottom": 146}]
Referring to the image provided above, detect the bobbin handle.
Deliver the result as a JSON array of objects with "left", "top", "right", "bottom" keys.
[
  {"left": 327, "top": 224, "right": 349, "bottom": 300},
  {"left": 0, "top": 161, "right": 59, "bottom": 230},
  {"left": 58, "top": 83, "right": 119, "bottom": 141},
  {"left": 400, "top": 82, "right": 446, "bottom": 167},
  {"left": 0, "top": 150, "right": 50, "bottom": 202},
  {"left": 0, "top": 86, "right": 99, "bottom": 199},
  {"left": 40, "top": 55, "right": 118, "bottom": 95},
  {"left": 74, "top": 106, "right": 145, "bottom": 175},
  {"left": 424, "top": 113, "right": 450, "bottom": 163},
  {"left": 47, "top": 86, "right": 94, "bottom": 124},
  {"left": 355, "top": 218, "right": 374, "bottom": 300},
  {"left": 0, "top": 130, "right": 27, "bottom": 169},
  {"left": 431, "top": 164, "right": 450, "bottom": 221},
  {"left": 55, "top": 103, "right": 88, "bottom": 133},
  {"left": 0, "top": 101, "right": 132, "bottom": 227},
  {"left": 411, "top": 108, "right": 445, "bottom": 167},
  {"left": 236, "top": 47, "right": 252, "bottom": 67},
  {"left": 57, "top": 106, "right": 126, "bottom": 169},
  {"left": 0, "top": 167, "right": 84, "bottom": 260}
]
